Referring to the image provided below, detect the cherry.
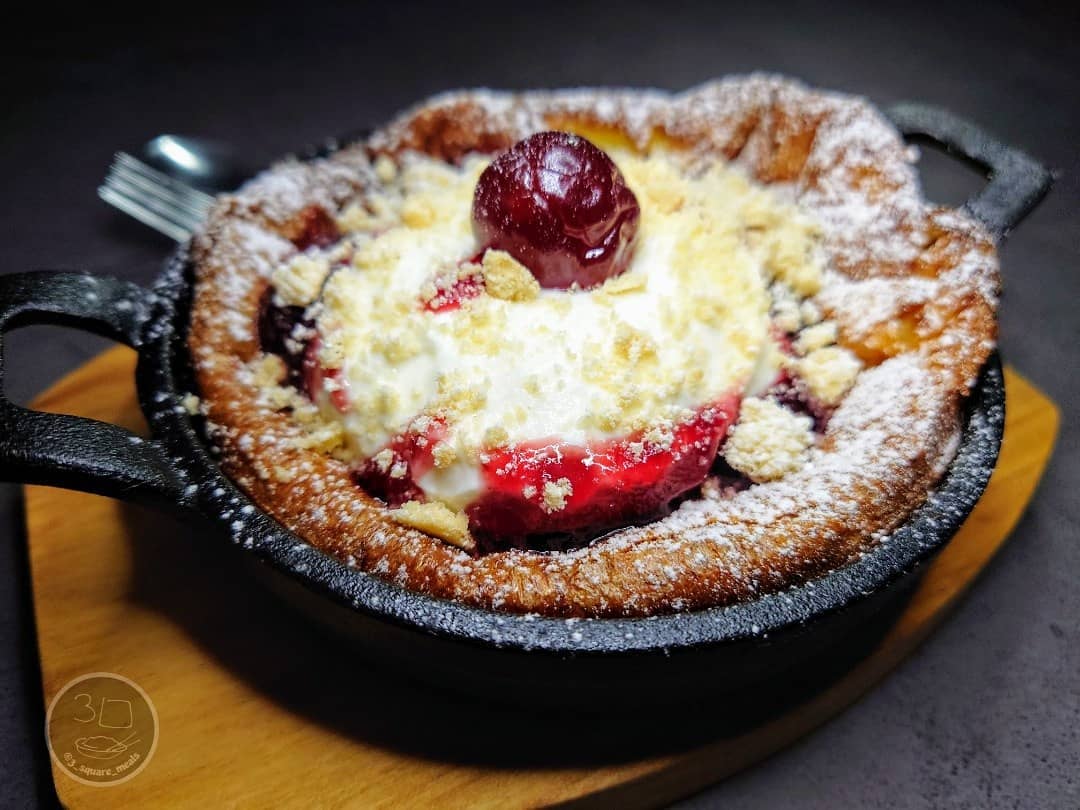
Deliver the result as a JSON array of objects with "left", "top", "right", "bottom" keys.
[
  {"left": 256, "top": 289, "right": 311, "bottom": 386},
  {"left": 767, "top": 370, "right": 832, "bottom": 433},
  {"left": 709, "top": 455, "right": 753, "bottom": 493},
  {"left": 760, "top": 328, "right": 833, "bottom": 433},
  {"left": 353, "top": 417, "right": 448, "bottom": 507},
  {"left": 302, "top": 338, "right": 351, "bottom": 413},
  {"left": 472, "top": 131, "right": 640, "bottom": 290},
  {"left": 465, "top": 397, "right": 738, "bottom": 546}
]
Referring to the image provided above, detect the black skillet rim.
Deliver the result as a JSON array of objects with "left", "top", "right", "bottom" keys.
[
  {"left": 135, "top": 243, "right": 1006, "bottom": 657},
  {"left": 129, "top": 94, "right": 1060, "bottom": 657},
  {"left": 0, "top": 98, "right": 1050, "bottom": 658}
]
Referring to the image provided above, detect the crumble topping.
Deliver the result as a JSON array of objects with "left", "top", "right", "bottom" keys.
[
  {"left": 479, "top": 249, "right": 541, "bottom": 301},
  {"left": 373, "top": 153, "right": 397, "bottom": 184},
  {"left": 797, "top": 345, "right": 863, "bottom": 406},
  {"left": 241, "top": 142, "right": 861, "bottom": 529},
  {"left": 371, "top": 448, "right": 395, "bottom": 473},
  {"left": 795, "top": 321, "right": 838, "bottom": 354},
  {"left": 251, "top": 354, "right": 287, "bottom": 387},
  {"left": 272, "top": 254, "right": 330, "bottom": 307},
  {"left": 275, "top": 146, "right": 830, "bottom": 517},
  {"left": 722, "top": 397, "right": 813, "bottom": 482},
  {"left": 541, "top": 478, "right": 574, "bottom": 513}
]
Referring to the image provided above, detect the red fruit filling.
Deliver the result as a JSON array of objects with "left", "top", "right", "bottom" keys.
[
  {"left": 256, "top": 289, "right": 312, "bottom": 386},
  {"left": 422, "top": 267, "right": 486, "bottom": 313},
  {"left": 767, "top": 369, "right": 832, "bottom": 433},
  {"left": 465, "top": 396, "right": 739, "bottom": 545},
  {"left": 290, "top": 204, "right": 341, "bottom": 251},
  {"left": 708, "top": 455, "right": 754, "bottom": 493},
  {"left": 302, "top": 337, "right": 350, "bottom": 413},
  {"left": 472, "top": 131, "right": 640, "bottom": 290},
  {"left": 763, "top": 326, "right": 833, "bottom": 432},
  {"left": 353, "top": 417, "right": 448, "bottom": 507}
]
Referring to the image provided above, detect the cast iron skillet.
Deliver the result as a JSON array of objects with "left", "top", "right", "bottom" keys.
[{"left": 0, "top": 104, "right": 1052, "bottom": 702}]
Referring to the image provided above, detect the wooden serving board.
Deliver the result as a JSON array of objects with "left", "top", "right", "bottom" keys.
[{"left": 25, "top": 347, "right": 1058, "bottom": 809}]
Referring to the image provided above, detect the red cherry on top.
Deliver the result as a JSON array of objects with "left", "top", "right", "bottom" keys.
[{"left": 472, "top": 131, "right": 641, "bottom": 290}]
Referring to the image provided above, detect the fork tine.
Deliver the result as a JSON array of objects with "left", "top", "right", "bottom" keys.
[
  {"left": 103, "top": 168, "right": 210, "bottom": 229},
  {"left": 101, "top": 171, "right": 206, "bottom": 231},
  {"left": 113, "top": 152, "right": 216, "bottom": 209},
  {"left": 98, "top": 184, "right": 194, "bottom": 242},
  {"left": 107, "top": 157, "right": 214, "bottom": 220}
]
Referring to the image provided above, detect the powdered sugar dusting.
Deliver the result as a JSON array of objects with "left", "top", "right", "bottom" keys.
[{"left": 188, "top": 75, "right": 1001, "bottom": 617}]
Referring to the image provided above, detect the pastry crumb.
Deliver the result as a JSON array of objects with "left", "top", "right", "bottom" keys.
[
  {"left": 799, "top": 299, "right": 822, "bottom": 326},
  {"left": 772, "top": 297, "right": 802, "bottom": 334},
  {"left": 724, "top": 397, "right": 813, "bottom": 482},
  {"left": 180, "top": 393, "right": 201, "bottom": 416},
  {"left": 483, "top": 425, "right": 509, "bottom": 448},
  {"left": 481, "top": 249, "right": 540, "bottom": 301},
  {"left": 798, "top": 345, "right": 862, "bottom": 406},
  {"left": 291, "top": 423, "right": 345, "bottom": 454},
  {"left": 603, "top": 272, "right": 646, "bottom": 295},
  {"left": 271, "top": 255, "right": 330, "bottom": 307},
  {"left": 401, "top": 197, "right": 436, "bottom": 229},
  {"left": 371, "top": 448, "right": 395, "bottom": 473},
  {"left": 373, "top": 153, "right": 398, "bottom": 184},
  {"left": 390, "top": 500, "right": 475, "bottom": 550},
  {"left": 432, "top": 440, "right": 457, "bottom": 469},
  {"left": 795, "top": 321, "right": 838, "bottom": 355},
  {"left": 250, "top": 354, "right": 287, "bottom": 388},
  {"left": 542, "top": 478, "right": 574, "bottom": 513}
]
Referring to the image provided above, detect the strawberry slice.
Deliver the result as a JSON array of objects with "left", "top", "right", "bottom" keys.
[{"left": 466, "top": 395, "right": 739, "bottom": 542}]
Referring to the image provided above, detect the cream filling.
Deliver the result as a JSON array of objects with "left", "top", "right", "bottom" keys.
[{"left": 283, "top": 147, "right": 825, "bottom": 511}]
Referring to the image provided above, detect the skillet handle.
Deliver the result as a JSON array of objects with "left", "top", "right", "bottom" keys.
[
  {"left": 0, "top": 271, "right": 193, "bottom": 510},
  {"left": 886, "top": 102, "right": 1053, "bottom": 241}
]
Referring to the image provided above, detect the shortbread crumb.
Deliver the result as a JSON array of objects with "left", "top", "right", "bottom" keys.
[
  {"left": 798, "top": 345, "right": 863, "bottom": 406},
  {"left": 272, "top": 255, "right": 329, "bottom": 307},
  {"left": 390, "top": 500, "right": 475, "bottom": 550},
  {"left": 180, "top": 393, "right": 201, "bottom": 416},
  {"left": 795, "top": 321, "right": 838, "bottom": 355},
  {"left": 372, "top": 448, "right": 395, "bottom": 473},
  {"left": 603, "top": 272, "right": 647, "bottom": 295},
  {"left": 250, "top": 354, "right": 287, "bottom": 388},
  {"left": 542, "top": 478, "right": 574, "bottom": 513},
  {"left": 401, "top": 197, "right": 436, "bottom": 229},
  {"left": 291, "top": 423, "right": 345, "bottom": 454},
  {"left": 481, "top": 249, "right": 541, "bottom": 301},
  {"left": 373, "top": 153, "right": 398, "bottom": 184},
  {"left": 724, "top": 397, "right": 813, "bottom": 482}
]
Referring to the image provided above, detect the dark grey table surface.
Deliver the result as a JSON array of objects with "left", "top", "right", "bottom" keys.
[{"left": 1, "top": 2, "right": 1076, "bottom": 807}]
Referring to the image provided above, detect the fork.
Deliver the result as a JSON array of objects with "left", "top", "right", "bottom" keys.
[{"left": 98, "top": 152, "right": 215, "bottom": 242}]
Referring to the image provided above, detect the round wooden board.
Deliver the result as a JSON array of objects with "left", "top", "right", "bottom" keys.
[{"left": 24, "top": 347, "right": 1059, "bottom": 809}]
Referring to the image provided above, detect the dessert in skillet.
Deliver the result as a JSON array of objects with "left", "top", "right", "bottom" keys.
[{"left": 189, "top": 76, "right": 999, "bottom": 617}]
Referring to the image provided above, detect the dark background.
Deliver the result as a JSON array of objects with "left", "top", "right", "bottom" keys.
[{"left": 1, "top": 1, "right": 1077, "bottom": 806}]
